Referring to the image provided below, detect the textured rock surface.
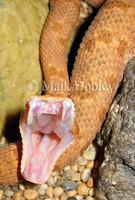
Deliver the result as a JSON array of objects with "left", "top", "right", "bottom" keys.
[
  {"left": 96, "top": 56, "right": 135, "bottom": 200},
  {"left": 0, "top": 0, "right": 49, "bottom": 138}
]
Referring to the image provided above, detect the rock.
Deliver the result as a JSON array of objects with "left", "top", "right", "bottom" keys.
[
  {"left": 81, "top": 169, "right": 91, "bottom": 182},
  {"left": 11, "top": 185, "right": 19, "bottom": 192},
  {"left": 57, "top": 177, "right": 67, "bottom": 186},
  {"left": 71, "top": 163, "right": 78, "bottom": 172},
  {"left": 12, "top": 192, "right": 22, "bottom": 200},
  {"left": 75, "top": 195, "right": 84, "bottom": 200},
  {"left": 96, "top": 56, "right": 135, "bottom": 200},
  {"left": 72, "top": 173, "right": 81, "bottom": 181},
  {"left": 60, "top": 193, "right": 68, "bottom": 200},
  {"left": 62, "top": 181, "right": 78, "bottom": 191},
  {"left": 54, "top": 196, "right": 59, "bottom": 200},
  {"left": 46, "top": 186, "right": 53, "bottom": 198},
  {"left": 78, "top": 159, "right": 87, "bottom": 166},
  {"left": 66, "top": 190, "right": 77, "bottom": 197},
  {"left": 87, "top": 177, "right": 94, "bottom": 188},
  {"left": 23, "top": 189, "right": 38, "bottom": 200},
  {"left": 19, "top": 184, "right": 25, "bottom": 191},
  {"left": 4, "top": 190, "right": 14, "bottom": 197},
  {"left": 85, "top": 197, "right": 94, "bottom": 200},
  {"left": 63, "top": 169, "right": 74, "bottom": 179},
  {"left": 64, "top": 165, "right": 71, "bottom": 171},
  {"left": 23, "top": 182, "right": 39, "bottom": 190},
  {"left": 37, "top": 188, "right": 45, "bottom": 196},
  {"left": 44, "top": 199, "right": 54, "bottom": 200},
  {"left": 78, "top": 166, "right": 85, "bottom": 173},
  {"left": 83, "top": 149, "right": 97, "bottom": 160},
  {"left": 5, "top": 197, "right": 12, "bottom": 200},
  {"left": 40, "top": 184, "right": 48, "bottom": 190},
  {"left": 76, "top": 183, "right": 89, "bottom": 196},
  {"left": 47, "top": 176, "right": 55, "bottom": 186},
  {"left": 53, "top": 187, "right": 64, "bottom": 197},
  {"left": 67, "top": 197, "right": 77, "bottom": 200},
  {"left": 0, "top": 190, "right": 3, "bottom": 200},
  {"left": 89, "top": 187, "right": 96, "bottom": 197},
  {"left": 0, "top": 0, "right": 49, "bottom": 137}
]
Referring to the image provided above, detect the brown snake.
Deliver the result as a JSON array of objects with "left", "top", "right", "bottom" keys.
[{"left": 0, "top": 0, "right": 135, "bottom": 186}]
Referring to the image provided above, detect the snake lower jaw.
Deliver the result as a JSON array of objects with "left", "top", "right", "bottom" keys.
[{"left": 20, "top": 96, "right": 75, "bottom": 184}]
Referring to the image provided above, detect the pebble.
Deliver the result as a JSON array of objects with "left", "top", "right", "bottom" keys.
[
  {"left": 12, "top": 191, "right": 22, "bottom": 200},
  {"left": 53, "top": 187, "right": 63, "bottom": 197},
  {"left": 64, "top": 169, "right": 74, "bottom": 178},
  {"left": 2, "top": 186, "right": 10, "bottom": 190},
  {"left": 78, "top": 159, "right": 87, "bottom": 166},
  {"left": 89, "top": 187, "right": 96, "bottom": 197},
  {"left": 62, "top": 181, "right": 78, "bottom": 191},
  {"left": 67, "top": 197, "right": 77, "bottom": 200},
  {"left": 60, "top": 193, "right": 68, "bottom": 200},
  {"left": 40, "top": 184, "right": 48, "bottom": 190},
  {"left": 57, "top": 177, "right": 66, "bottom": 186},
  {"left": 81, "top": 1, "right": 88, "bottom": 8},
  {"left": 87, "top": 143, "right": 94, "bottom": 149},
  {"left": 75, "top": 195, "right": 84, "bottom": 200},
  {"left": 85, "top": 196, "right": 94, "bottom": 200},
  {"left": 38, "top": 188, "right": 46, "bottom": 196},
  {"left": 23, "top": 189, "right": 38, "bottom": 199},
  {"left": 77, "top": 181, "right": 82, "bottom": 184},
  {"left": 24, "top": 182, "right": 39, "bottom": 190},
  {"left": 46, "top": 186, "right": 53, "bottom": 198},
  {"left": 83, "top": 149, "right": 97, "bottom": 160},
  {"left": 87, "top": 177, "right": 94, "bottom": 188},
  {"left": 0, "top": 136, "right": 6, "bottom": 145},
  {"left": 0, "top": 190, "right": 3, "bottom": 200},
  {"left": 77, "top": 183, "right": 89, "bottom": 196},
  {"left": 45, "top": 199, "right": 54, "bottom": 200},
  {"left": 12, "top": 185, "right": 19, "bottom": 192},
  {"left": 19, "top": 184, "right": 25, "bottom": 191},
  {"left": 81, "top": 169, "right": 91, "bottom": 182},
  {"left": 71, "top": 163, "right": 78, "bottom": 172},
  {"left": 52, "top": 171, "right": 59, "bottom": 176},
  {"left": 64, "top": 165, "right": 71, "bottom": 171},
  {"left": 79, "top": 166, "right": 85, "bottom": 173},
  {"left": 54, "top": 175, "right": 62, "bottom": 183},
  {"left": 86, "top": 161, "right": 95, "bottom": 170},
  {"left": 47, "top": 176, "right": 55, "bottom": 186},
  {"left": 4, "top": 190, "right": 14, "bottom": 197},
  {"left": 66, "top": 190, "right": 77, "bottom": 197},
  {"left": 54, "top": 196, "right": 59, "bottom": 200},
  {"left": 5, "top": 197, "right": 12, "bottom": 200},
  {"left": 72, "top": 173, "right": 81, "bottom": 181}
]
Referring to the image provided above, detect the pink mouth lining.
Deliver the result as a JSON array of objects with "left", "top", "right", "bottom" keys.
[{"left": 20, "top": 96, "right": 74, "bottom": 184}]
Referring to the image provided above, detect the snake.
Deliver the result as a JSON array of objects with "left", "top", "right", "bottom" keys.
[{"left": 0, "top": 0, "right": 135, "bottom": 186}]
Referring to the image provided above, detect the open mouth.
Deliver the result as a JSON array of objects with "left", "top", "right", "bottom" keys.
[{"left": 20, "top": 96, "right": 75, "bottom": 184}]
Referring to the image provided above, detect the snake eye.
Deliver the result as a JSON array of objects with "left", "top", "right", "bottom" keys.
[{"left": 20, "top": 96, "right": 75, "bottom": 184}]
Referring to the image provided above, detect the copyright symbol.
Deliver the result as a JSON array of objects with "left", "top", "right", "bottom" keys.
[{"left": 27, "top": 80, "right": 38, "bottom": 92}]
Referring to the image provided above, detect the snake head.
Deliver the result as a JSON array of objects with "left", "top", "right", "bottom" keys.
[{"left": 19, "top": 96, "right": 75, "bottom": 184}]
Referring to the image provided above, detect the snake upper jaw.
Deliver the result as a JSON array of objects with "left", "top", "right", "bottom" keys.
[{"left": 19, "top": 96, "right": 75, "bottom": 184}]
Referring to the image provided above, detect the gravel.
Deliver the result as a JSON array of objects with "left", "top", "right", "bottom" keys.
[{"left": 0, "top": 140, "right": 100, "bottom": 200}]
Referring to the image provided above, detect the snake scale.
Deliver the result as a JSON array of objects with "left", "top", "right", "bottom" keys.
[{"left": 0, "top": 0, "right": 135, "bottom": 186}]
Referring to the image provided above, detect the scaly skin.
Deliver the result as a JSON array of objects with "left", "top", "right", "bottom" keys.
[{"left": 0, "top": 0, "right": 135, "bottom": 186}]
